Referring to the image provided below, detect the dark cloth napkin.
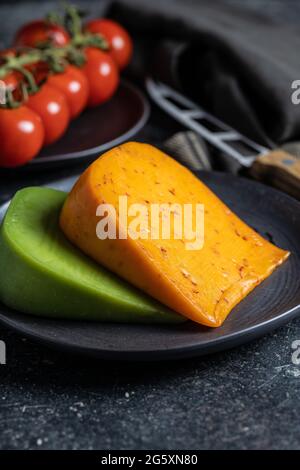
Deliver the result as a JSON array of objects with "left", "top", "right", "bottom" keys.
[{"left": 108, "top": 0, "right": 300, "bottom": 148}]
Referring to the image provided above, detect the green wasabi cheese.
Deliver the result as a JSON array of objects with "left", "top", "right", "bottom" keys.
[{"left": 0, "top": 187, "right": 184, "bottom": 323}]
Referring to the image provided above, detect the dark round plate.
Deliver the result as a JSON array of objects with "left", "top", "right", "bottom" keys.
[
  {"left": 26, "top": 80, "right": 149, "bottom": 169},
  {"left": 0, "top": 172, "right": 299, "bottom": 361}
]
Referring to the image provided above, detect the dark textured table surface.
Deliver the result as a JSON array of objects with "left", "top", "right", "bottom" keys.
[{"left": 1, "top": 0, "right": 300, "bottom": 450}]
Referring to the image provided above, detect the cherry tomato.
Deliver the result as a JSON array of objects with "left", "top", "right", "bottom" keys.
[
  {"left": 47, "top": 65, "right": 89, "bottom": 119},
  {"left": 2, "top": 72, "right": 21, "bottom": 93},
  {"left": 27, "top": 83, "right": 70, "bottom": 145},
  {"left": 25, "top": 61, "right": 50, "bottom": 86},
  {"left": 0, "top": 50, "right": 21, "bottom": 93},
  {"left": 1, "top": 59, "right": 48, "bottom": 104},
  {"left": 1, "top": 72, "right": 26, "bottom": 104},
  {"left": 14, "top": 20, "right": 70, "bottom": 48},
  {"left": 0, "top": 106, "right": 44, "bottom": 167},
  {"left": 82, "top": 47, "right": 119, "bottom": 107},
  {"left": 85, "top": 19, "right": 133, "bottom": 70},
  {"left": 0, "top": 49, "right": 28, "bottom": 103}
]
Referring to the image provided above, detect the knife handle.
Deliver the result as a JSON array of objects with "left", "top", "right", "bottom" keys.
[{"left": 250, "top": 150, "right": 300, "bottom": 200}]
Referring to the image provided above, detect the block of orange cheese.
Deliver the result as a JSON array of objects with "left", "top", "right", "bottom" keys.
[{"left": 60, "top": 142, "right": 290, "bottom": 327}]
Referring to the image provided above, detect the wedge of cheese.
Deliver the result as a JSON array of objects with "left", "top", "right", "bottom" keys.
[
  {"left": 0, "top": 187, "right": 183, "bottom": 323},
  {"left": 60, "top": 142, "right": 290, "bottom": 327}
]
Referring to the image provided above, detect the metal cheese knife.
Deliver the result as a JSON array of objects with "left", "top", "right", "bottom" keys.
[{"left": 146, "top": 78, "right": 300, "bottom": 200}]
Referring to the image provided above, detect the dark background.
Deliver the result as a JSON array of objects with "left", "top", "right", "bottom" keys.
[
  {"left": 3, "top": 0, "right": 300, "bottom": 50},
  {"left": 1, "top": 0, "right": 300, "bottom": 450}
]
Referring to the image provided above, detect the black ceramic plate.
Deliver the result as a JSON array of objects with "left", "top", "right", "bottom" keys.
[
  {"left": 0, "top": 172, "right": 299, "bottom": 361},
  {"left": 26, "top": 80, "right": 149, "bottom": 169}
]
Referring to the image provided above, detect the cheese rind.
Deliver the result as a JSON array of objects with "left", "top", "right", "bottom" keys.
[{"left": 60, "top": 142, "right": 290, "bottom": 327}]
